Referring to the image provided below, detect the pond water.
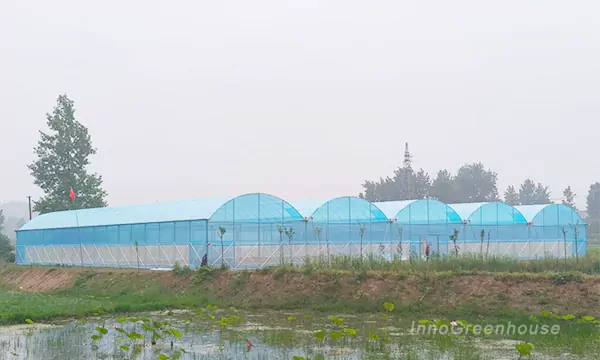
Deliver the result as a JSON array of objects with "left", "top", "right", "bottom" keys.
[{"left": 0, "top": 309, "right": 590, "bottom": 360}]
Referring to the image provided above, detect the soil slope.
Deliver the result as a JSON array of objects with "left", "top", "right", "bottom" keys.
[{"left": 1, "top": 266, "right": 599, "bottom": 316}]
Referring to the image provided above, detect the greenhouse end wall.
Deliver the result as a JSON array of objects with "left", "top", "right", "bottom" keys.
[{"left": 15, "top": 195, "right": 588, "bottom": 269}]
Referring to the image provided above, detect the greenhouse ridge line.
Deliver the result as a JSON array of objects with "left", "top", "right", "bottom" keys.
[{"left": 17, "top": 193, "right": 582, "bottom": 232}]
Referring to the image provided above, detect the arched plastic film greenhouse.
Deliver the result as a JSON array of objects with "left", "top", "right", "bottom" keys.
[
  {"left": 450, "top": 202, "right": 529, "bottom": 257},
  {"left": 300, "top": 196, "right": 390, "bottom": 263},
  {"left": 375, "top": 199, "right": 463, "bottom": 259},
  {"left": 15, "top": 193, "right": 587, "bottom": 269},
  {"left": 516, "top": 204, "right": 586, "bottom": 258}
]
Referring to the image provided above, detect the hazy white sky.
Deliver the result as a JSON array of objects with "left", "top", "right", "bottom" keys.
[{"left": 1, "top": 0, "right": 598, "bottom": 208}]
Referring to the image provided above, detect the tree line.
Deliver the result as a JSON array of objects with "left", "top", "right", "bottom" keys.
[
  {"left": 359, "top": 144, "right": 600, "bottom": 238},
  {"left": 359, "top": 144, "right": 554, "bottom": 205}
]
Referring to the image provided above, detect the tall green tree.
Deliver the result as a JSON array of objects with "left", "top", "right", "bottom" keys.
[
  {"left": 518, "top": 179, "right": 537, "bottom": 205},
  {"left": 562, "top": 186, "right": 576, "bottom": 209},
  {"left": 0, "top": 210, "right": 15, "bottom": 262},
  {"left": 28, "top": 95, "right": 108, "bottom": 214},
  {"left": 414, "top": 169, "right": 431, "bottom": 199},
  {"left": 586, "top": 183, "right": 600, "bottom": 239},
  {"left": 533, "top": 183, "right": 552, "bottom": 204},
  {"left": 587, "top": 183, "right": 600, "bottom": 219},
  {"left": 518, "top": 179, "right": 551, "bottom": 205},
  {"left": 359, "top": 180, "right": 377, "bottom": 201},
  {"left": 452, "top": 162, "right": 499, "bottom": 202},
  {"left": 504, "top": 185, "right": 520, "bottom": 205},
  {"left": 430, "top": 169, "right": 456, "bottom": 203}
]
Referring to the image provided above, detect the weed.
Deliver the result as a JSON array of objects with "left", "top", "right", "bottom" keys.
[
  {"left": 302, "top": 257, "right": 315, "bottom": 275},
  {"left": 74, "top": 270, "right": 97, "bottom": 287},
  {"left": 196, "top": 265, "right": 219, "bottom": 283},
  {"left": 273, "top": 266, "right": 287, "bottom": 280},
  {"left": 172, "top": 262, "right": 193, "bottom": 277},
  {"left": 356, "top": 269, "right": 368, "bottom": 282},
  {"left": 551, "top": 271, "right": 583, "bottom": 285},
  {"left": 231, "top": 271, "right": 250, "bottom": 289}
]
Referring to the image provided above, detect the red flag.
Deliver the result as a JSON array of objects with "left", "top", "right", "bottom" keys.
[{"left": 68, "top": 187, "right": 76, "bottom": 200}]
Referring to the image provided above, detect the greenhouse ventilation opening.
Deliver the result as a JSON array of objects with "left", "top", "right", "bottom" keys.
[{"left": 15, "top": 194, "right": 587, "bottom": 269}]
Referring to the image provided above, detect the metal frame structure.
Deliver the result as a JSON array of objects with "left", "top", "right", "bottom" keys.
[{"left": 15, "top": 194, "right": 587, "bottom": 269}]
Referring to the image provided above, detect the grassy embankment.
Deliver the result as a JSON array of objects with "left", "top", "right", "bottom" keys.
[{"left": 2, "top": 249, "right": 600, "bottom": 325}]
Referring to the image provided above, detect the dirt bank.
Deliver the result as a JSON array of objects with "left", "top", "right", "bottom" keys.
[{"left": 2, "top": 266, "right": 600, "bottom": 316}]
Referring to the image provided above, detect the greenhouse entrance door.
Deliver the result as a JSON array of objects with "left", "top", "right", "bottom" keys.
[{"left": 409, "top": 234, "right": 444, "bottom": 259}]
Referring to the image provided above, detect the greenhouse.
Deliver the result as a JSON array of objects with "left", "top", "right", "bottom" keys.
[
  {"left": 374, "top": 199, "right": 463, "bottom": 259},
  {"left": 15, "top": 193, "right": 587, "bottom": 269},
  {"left": 516, "top": 204, "right": 586, "bottom": 258},
  {"left": 298, "top": 196, "right": 391, "bottom": 261}
]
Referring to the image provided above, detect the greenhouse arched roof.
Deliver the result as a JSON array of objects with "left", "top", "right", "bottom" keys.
[
  {"left": 310, "top": 196, "right": 389, "bottom": 223},
  {"left": 515, "top": 204, "right": 584, "bottom": 226},
  {"left": 374, "top": 199, "right": 462, "bottom": 224},
  {"left": 19, "top": 193, "right": 306, "bottom": 230},
  {"left": 449, "top": 202, "right": 527, "bottom": 225},
  {"left": 209, "top": 193, "right": 304, "bottom": 223},
  {"left": 19, "top": 195, "right": 234, "bottom": 231},
  {"left": 21, "top": 194, "right": 570, "bottom": 231}
]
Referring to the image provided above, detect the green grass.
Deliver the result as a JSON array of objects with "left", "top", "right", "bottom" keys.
[
  {"left": 0, "top": 271, "right": 217, "bottom": 325},
  {"left": 2, "top": 249, "right": 600, "bottom": 326},
  {"left": 3, "top": 282, "right": 600, "bottom": 359},
  {"left": 298, "top": 250, "right": 600, "bottom": 274},
  {"left": 0, "top": 275, "right": 542, "bottom": 326}
]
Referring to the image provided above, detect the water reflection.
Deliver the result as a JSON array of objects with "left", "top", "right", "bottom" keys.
[{"left": 0, "top": 311, "right": 589, "bottom": 360}]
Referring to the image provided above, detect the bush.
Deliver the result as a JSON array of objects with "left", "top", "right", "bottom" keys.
[
  {"left": 172, "top": 262, "right": 193, "bottom": 277},
  {"left": 196, "top": 265, "right": 219, "bottom": 283},
  {"left": 551, "top": 271, "right": 584, "bottom": 285},
  {"left": 0, "top": 233, "right": 14, "bottom": 263}
]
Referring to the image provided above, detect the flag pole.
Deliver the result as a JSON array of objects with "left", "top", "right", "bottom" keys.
[
  {"left": 76, "top": 208, "right": 82, "bottom": 268},
  {"left": 69, "top": 187, "right": 83, "bottom": 268}
]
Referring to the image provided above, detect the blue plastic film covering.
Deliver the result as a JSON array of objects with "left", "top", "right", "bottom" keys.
[{"left": 311, "top": 196, "right": 388, "bottom": 223}]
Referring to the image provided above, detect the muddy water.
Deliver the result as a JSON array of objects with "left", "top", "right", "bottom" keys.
[{"left": 0, "top": 311, "right": 587, "bottom": 360}]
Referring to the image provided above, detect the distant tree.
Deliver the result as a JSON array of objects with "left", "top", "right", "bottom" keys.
[
  {"left": 518, "top": 179, "right": 551, "bottom": 205},
  {"left": 587, "top": 183, "right": 600, "bottom": 219},
  {"left": 0, "top": 210, "right": 14, "bottom": 262},
  {"left": 504, "top": 186, "right": 520, "bottom": 205},
  {"left": 359, "top": 180, "right": 377, "bottom": 201},
  {"left": 533, "top": 182, "right": 552, "bottom": 204},
  {"left": 587, "top": 183, "right": 600, "bottom": 239},
  {"left": 562, "top": 186, "right": 576, "bottom": 209},
  {"left": 415, "top": 169, "right": 431, "bottom": 199},
  {"left": 518, "top": 179, "right": 537, "bottom": 205},
  {"left": 360, "top": 177, "right": 396, "bottom": 202},
  {"left": 430, "top": 170, "right": 456, "bottom": 203},
  {"left": 359, "top": 143, "right": 430, "bottom": 201},
  {"left": 28, "top": 95, "right": 108, "bottom": 214},
  {"left": 452, "top": 162, "right": 499, "bottom": 202}
]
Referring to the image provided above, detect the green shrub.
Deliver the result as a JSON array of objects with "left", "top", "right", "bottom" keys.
[
  {"left": 172, "top": 262, "right": 193, "bottom": 277},
  {"left": 196, "top": 265, "right": 219, "bottom": 283}
]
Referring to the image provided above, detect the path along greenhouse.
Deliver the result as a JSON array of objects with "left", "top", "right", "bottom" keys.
[{"left": 15, "top": 193, "right": 586, "bottom": 269}]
